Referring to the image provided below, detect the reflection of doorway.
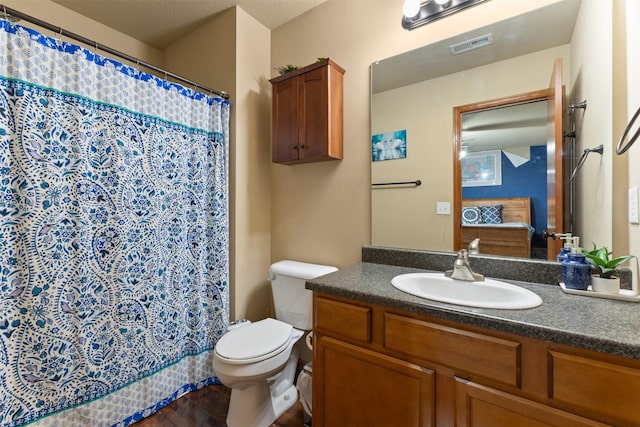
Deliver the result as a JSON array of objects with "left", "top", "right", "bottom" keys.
[{"left": 453, "top": 82, "right": 564, "bottom": 259}]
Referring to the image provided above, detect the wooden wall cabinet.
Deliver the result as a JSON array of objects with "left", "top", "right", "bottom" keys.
[
  {"left": 270, "top": 59, "right": 344, "bottom": 164},
  {"left": 313, "top": 293, "right": 640, "bottom": 426}
]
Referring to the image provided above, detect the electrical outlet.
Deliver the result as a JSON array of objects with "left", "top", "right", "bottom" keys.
[
  {"left": 629, "top": 187, "right": 639, "bottom": 224},
  {"left": 436, "top": 202, "right": 450, "bottom": 215}
]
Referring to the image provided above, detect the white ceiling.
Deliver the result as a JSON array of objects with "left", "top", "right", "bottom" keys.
[
  {"left": 462, "top": 100, "right": 549, "bottom": 152},
  {"left": 50, "top": 0, "right": 328, "bottom": 49}
]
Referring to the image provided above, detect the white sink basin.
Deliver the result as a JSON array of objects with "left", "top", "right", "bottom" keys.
[{"left": 391, "top": 273, "right": 542, "bottom": 309}]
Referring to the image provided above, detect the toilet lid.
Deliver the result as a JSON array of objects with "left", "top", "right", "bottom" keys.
[{"left": 216, "top": 318, "right": 293, "bottom": 362}]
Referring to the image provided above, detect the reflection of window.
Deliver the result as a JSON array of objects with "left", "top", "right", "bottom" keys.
[
  {"left": 372, "top": 130, "right": 407, "bottom": 161},
  {"left": 461, "top": 150, "right": 502, "bottom": 187}
]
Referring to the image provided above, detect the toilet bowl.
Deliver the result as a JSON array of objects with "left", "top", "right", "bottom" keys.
[
  {"left": 213, "top": 318, "right": 303, "bottom": 427},
  {"left": 213, "top": 260, "right": 338, "bottom": 427}
]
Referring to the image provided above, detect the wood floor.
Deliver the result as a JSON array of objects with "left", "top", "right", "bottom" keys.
[{"left": 133, "top": 384, "right": 306, "bottom": 427}]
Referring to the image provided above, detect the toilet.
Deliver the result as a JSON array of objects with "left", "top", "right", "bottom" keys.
[{"left": 213, "top": 260, "right": 338, "bottom": 427}]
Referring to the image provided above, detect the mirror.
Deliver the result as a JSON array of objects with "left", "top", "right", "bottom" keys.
[{"left": 371, "top": 0, "right": 611, "bottom": 259}]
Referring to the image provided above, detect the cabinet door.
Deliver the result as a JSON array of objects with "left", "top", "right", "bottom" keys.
[
  {"left": 548, "top": 350, "right": 640, "bottom": 426},
  {"left": 314, "top": 335, "right": 435, "bottom": 427},
  {"left": 298, "top": 66, "right": 329, "bottom": 161},
  {"left": 272, "top": 76, "right": 300, "bottom": 162},
  {"left": 455, "top": 378, "right": 608, "bottom": 427}
]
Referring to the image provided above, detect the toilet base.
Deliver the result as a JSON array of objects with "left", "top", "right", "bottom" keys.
[{"left": 226, "top": 348, "right": 300, "bottom": 427}]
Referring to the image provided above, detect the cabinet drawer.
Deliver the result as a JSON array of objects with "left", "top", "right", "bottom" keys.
[
  {"left": 384, "top": 313, "right": 521, "bottom": 387},
  {"left": 549, "top": 350, "right": 640, "bottom": 425},
  {"left": 456, "top": 378, "right": 607, "bottom": 426},
  {"left": 315, "top": 297, "right": 371, "bottom": 343}
]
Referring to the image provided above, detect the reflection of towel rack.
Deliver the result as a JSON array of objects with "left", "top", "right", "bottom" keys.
[
  {"left": 372, "top": 179, "right": 421, "bottom": 188},
  {"left": 570, "top": 145, "right": 603, "bottom": 182},
  {"left": 616, "top": 106, "right": 640, "bottom": 155}
]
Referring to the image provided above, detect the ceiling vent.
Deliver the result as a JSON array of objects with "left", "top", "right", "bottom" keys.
[{"left": 449, "top": 33, "right": 493, "bottom": 55}]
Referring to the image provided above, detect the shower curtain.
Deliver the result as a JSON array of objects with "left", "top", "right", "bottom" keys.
[{"left": 0, "top": 19, "right": 229, "bottom": 427}]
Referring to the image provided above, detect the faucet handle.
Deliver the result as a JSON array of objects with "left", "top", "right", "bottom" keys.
[{"left": 452, "top": 249, "right": 469, "bottom": 269}]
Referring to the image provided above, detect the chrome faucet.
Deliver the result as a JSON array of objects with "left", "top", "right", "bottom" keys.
[
  {"left": 468, "top": 238, "right": 480, "bottom": 255},
  {"left": 445, "top": 249, "right": 484, "bottom": 282}
]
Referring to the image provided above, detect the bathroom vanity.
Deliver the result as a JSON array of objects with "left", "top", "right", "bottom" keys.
[{"left": 307, "top": 249, "right": 640, "bottom": 426}]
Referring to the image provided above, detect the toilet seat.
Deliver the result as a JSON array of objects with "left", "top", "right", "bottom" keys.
[{"left": 215, "top": 318, "right": 293, "bottom": 364}]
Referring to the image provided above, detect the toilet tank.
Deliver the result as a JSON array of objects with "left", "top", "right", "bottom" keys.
[{"left": 270, "top": 260, "right": 338, "bottom": 330}]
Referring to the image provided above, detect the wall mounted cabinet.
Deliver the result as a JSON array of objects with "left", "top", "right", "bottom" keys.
[{"left": 270, "top": 59, "right": 344, "bottom": 164}]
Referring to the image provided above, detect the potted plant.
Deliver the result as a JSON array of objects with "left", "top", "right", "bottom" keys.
[{"left": 582, "top": 244, "right": 635, "bottom": 294}]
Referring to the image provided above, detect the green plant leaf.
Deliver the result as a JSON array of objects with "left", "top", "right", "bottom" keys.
[
  {"left": 583, "top": 253, "right": 606, "bottom": 268},
  {"left": 605, "top": 255, "right": 635, "bottom": 268},
  {"left": 581, "top": 243, "right": 635, "bottom": 277}
]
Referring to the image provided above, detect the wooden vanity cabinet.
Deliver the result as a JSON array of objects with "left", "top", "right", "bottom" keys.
[
  {"left": 313, "top": 293, "right": 640, "bottom": 426},
  {"left": 270, "top": 59, "right": 344, "bottom": 164}
]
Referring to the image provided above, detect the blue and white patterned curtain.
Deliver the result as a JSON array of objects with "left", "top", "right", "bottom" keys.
[{"left": 0, "top": 19, "right": 229, "bottom": 427}]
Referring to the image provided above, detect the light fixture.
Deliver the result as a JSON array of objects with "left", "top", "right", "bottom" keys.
[
  {"left": 402, "top": 0, "right": 421, "bottom": 18},
  {"left": 402, "top": 0, "right": 491, "bottom": 30}
]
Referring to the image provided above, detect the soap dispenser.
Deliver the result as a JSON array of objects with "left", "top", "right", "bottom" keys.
[
  {"left": 556, "top": 233, "right": 572, "bottom": 262},
  {"left": 562, "top": 237, "right": 591, "bottom": 290}
]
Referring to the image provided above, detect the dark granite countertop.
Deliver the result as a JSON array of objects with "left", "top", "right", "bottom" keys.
[{"left": 306, "top": 253, "right": 640, "bottom": 360}]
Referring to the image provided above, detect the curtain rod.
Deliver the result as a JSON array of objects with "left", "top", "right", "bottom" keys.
[{"left": 1, "top": 4, "right": 229, "bottom": 99}]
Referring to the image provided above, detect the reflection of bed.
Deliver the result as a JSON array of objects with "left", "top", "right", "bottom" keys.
[{"left": 461, "top": 197, "right": 532, "bottom": 258}]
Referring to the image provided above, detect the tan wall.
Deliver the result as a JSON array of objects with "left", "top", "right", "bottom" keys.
[
  {"left": 623, "top": 0, "right": 640, "bottom": 273},
  {"left": 232, "top": 9, "right": 273, "bottom": 321},
  {"left": 611, "top": 1, "right": 640, "bottom": 256},
  {"left": 164, "top": 7, "right": 273, "bottom": 322},
  {"left": 570, "top": 0, "right": 613, "bottom": 250},
  {"left": 163, "top": 8, "right": 236, "bottom": 100},
  {"left": 372, "top": 45, "right": 569, "bottom": 251},
  {"left": 270, "top": 0, "right": 564, "bottom": 269}
]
